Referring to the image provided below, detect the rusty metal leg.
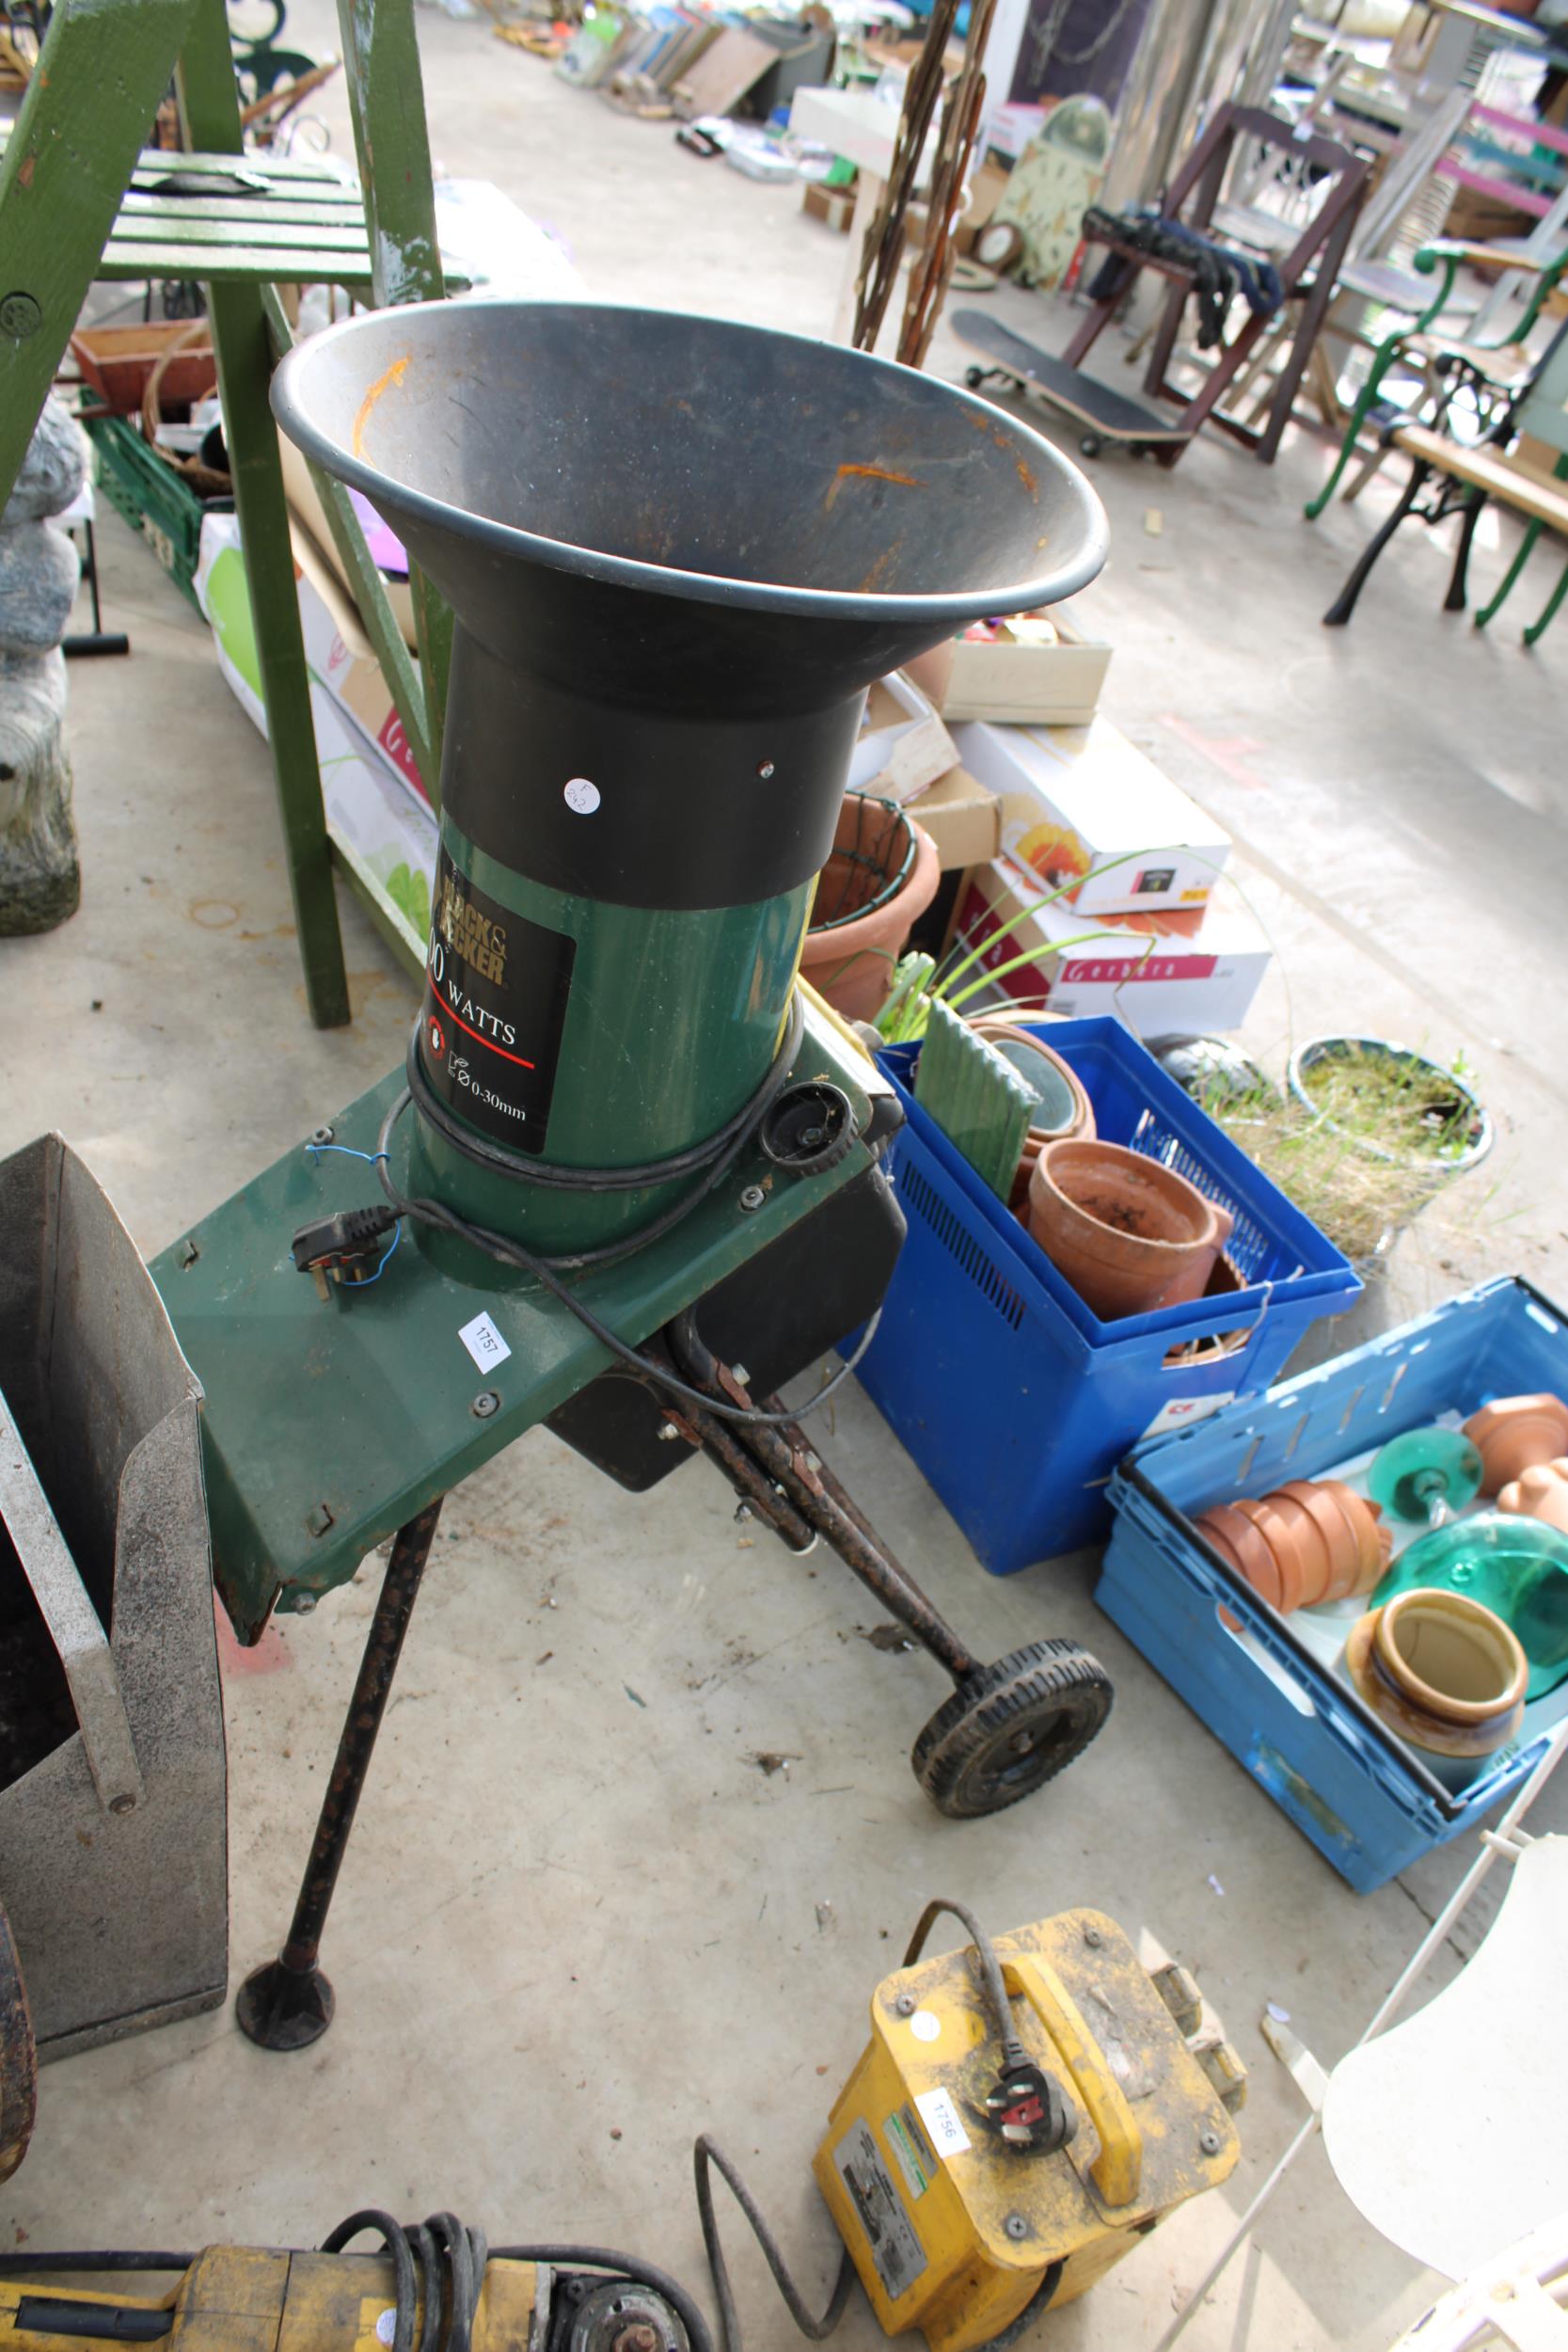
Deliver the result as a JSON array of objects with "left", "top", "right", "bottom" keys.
[
  {"left": 743, "top": 1407, "right": 981, "bottom": 1683},
  {"left": 665, "top": 1315, "right": 981, "bottom": 1684},
  {"left": 235, "top": 1497, "right": 444, "bottom": 2051}
]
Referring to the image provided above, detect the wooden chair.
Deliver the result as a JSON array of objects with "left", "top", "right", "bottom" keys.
[
  {"left": 0, "top": 0, "right": 450, "bottom": 1028},
  {"left": 1323, "top": 312, "right": 1568, "bottom": 647},
  {"left": 1065, "top": 103, "right": 1370, "bottom": 465}
]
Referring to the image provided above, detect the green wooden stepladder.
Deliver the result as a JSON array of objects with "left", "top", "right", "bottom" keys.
[{"left": 0, "top": 0, "right": 451, "bottom": 1026}]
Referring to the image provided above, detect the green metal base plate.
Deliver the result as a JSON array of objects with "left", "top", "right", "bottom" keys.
[{"left": 150, "top": 1002, "right": 887, "bottom": 1640}]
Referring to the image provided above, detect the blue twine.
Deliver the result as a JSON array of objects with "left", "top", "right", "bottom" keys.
[
  {"left": 354, "top": 1218, "right": 403, "bottom": 1287},
  {"left": 306, "top": 1142, "right": 389, "bottom": 1167},
  {"left": 304, "top": 1139, "right": 399, "bottom": 1286}
]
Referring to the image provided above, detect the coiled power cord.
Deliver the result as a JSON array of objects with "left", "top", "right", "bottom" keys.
[
  {"left": 0, "top": 1912, "right": 1062, "bottom": 2350},
  {"left": 359, "top": 994, "right": 882, "bottom": 1432}
]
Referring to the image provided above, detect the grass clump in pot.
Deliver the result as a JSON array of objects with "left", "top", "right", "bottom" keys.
[{"left": 1199, "top": 1041, "right": 1489, "bottom": 1269}]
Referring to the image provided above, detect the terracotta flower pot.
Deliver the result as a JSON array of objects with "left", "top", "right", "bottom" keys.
[
  {"left": 1342, "top": 1587, "right": 1528, "bottom": 1772},
  {"left": 800, "top": 793, "right": 942, "bottom": 1025},
  {"left": 1276, "top": 1480, "right": 1367, "bottom": 1602},
  {"left": 1234, "top": 1495, "right": 1319, "bottom": 1612},
  {"left": 1498, "top": 1460, "right": 1568, "bottom": 1534},
  {"left": 1463, "top": 1393, "right": 1568, "bottom": 1497},
  {"left": 1025, "top": 1138, "right": 1233, "bottom": 1322},
  {"left": 1197, "top": 1477, "right": 1391, "bottom": 1617},
  {"left": 1162, "top": 1253, "right": 1255, "bottom": 1369},
  {"left": 968, "top": 1018, "right": 1097, "bottom": 1211},
  {"left": 1195, "top": 1502, "right": 1285, "bottom": 1611},
  {"left": 1321, "top": 1478, "right": 1390, "bottom": 1590},
  {"left": 1232, "top": 1501, "right": 1297, "bottom": 1613}
]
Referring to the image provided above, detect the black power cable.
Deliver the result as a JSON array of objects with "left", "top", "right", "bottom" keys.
[
  {"left": 0, "top": 1912, "right": 1067, "bottom": 2352},
  {"left": 404, "top": 1000, "right": 805, "bottom": 1200},
  {"left": 693, "top": 2137, "right": 854, "bottom": 2352},
  {"left": 902, "top": 1899, "right": 1026, "bottom": 2073},
  {"left": 370, "top": 1094, "right": 881, "bottom": 1434},
  {"left": 0, "top": 2219, "right": 713, "bottom": 2352},
  {"left": 691, "top": 1899, "right": 1068, "bottom": 2352}
]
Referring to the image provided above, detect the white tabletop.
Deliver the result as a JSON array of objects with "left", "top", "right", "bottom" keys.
[{"left": 790, "top": 85, "right": 908, "bottom": 180}]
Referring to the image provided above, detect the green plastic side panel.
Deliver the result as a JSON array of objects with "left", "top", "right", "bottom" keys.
[
  {"left": 150, "top": 1001, "right": 882, "bottom": 1640},
  {"left": 408, "top": 816, "right": 815, "bottom": 1256}
]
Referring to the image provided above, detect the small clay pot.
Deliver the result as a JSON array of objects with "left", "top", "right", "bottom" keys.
[
  {"left": 1243, "top": 1493, "right": 1330, "bottom": 1609},
  {"left": 1321, "top": 1478, "right": 1390, "bottom": 1591},
  {"left": 1163, "top": 1253, "right": 1253, "bottom": 1367},
  {"left": 1234, "top": 1498, "right": 1306, "bottom": 1613},
  {"left": 1342, "top": 1587, "right": 1528, "bottom": 1768},
  {"left": 1498, "top": 1460, "right": 1568, "bottom": 1534},
  {"left": 1025, "top": 1138, "right": 1233, "bottom": 1322},
  {"left": 1463, "top": 1393, "right": 1568, "bottom": 1498},
  {"left": 1275, "top": 1480, "right": 1366, "bottom": 1602},
  {"left": 1195, "top": 1502, "right": 1285, "bottom": 1611},
  {"left": 800, "top": 795, "right": 942, "bottom": 1024}
]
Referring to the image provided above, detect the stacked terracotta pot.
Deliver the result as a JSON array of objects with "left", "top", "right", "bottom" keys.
[{"left": 1195, "top": 1478, "right": 1391, "bottom": 1614}]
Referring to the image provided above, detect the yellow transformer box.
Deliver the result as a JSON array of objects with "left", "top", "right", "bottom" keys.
[{"left": 814, "top": 1908, "right": 1243, "bottom": 2352}]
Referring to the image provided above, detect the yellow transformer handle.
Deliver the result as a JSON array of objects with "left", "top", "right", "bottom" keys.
[{"left": 1001, "top": 1955, "right": 1142, "bottom": 2209}]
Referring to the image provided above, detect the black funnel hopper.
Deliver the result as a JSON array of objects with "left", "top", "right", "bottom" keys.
[{"left": 273, "top": 302, "right": 1107, "bottom": 914}]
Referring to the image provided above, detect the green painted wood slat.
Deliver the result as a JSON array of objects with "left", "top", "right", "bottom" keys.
[
  {"left": 95, "top": 242, "right": 374, "bottom": 283},
  {"left": 104, "top": 213, "right": 372, "bottom": 252}
]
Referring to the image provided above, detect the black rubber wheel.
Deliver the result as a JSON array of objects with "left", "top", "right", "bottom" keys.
[
  {"left": 1078, "top": 432, "right": 1103, "bottom": 458},
  {"left": 964, "top": 365, "right": 987, "bottom": 388},
  {"left": 912, "top": 1641, "right": 1113, "bottom": 1819}
]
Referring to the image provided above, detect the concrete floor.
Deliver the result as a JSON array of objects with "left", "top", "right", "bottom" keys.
[{"left": 4, "top": 14, "right": 1567, "bottom": 2351}]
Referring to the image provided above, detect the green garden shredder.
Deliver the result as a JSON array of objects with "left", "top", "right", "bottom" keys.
[{"left": 150, "top": 301, "right": 1115, "bottom": 2051}]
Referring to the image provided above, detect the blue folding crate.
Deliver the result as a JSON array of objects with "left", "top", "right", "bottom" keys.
[
  {"left": 855, "top": 1018, "right": 1359, "bottom": 1571},
  {"left": 1100, "top": 1277, "right": 1568, "bottom": 1890}
]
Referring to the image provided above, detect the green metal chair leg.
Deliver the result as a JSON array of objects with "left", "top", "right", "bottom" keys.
[
  {"left": 1305, "top": 326, "right": 1427, "bottom": 522},
  {"left": 1473, "top": 519, "right": 1543, "bottom": 630},
  {"left": 1305, "top": 367, "right": 1392, "bottom": 520},
  {"left": 1523, "top": 552, "right": 1568, "bottom": 648},
  {"left": 178, "top": 0, "right": 351, "bottom": 1028}
]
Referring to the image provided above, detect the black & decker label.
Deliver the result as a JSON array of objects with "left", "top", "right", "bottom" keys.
[{"left": 421, "top": 847, "right": 575, "bottom": 1154}]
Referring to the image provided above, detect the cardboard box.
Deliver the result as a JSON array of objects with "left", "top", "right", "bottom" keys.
[
  {"left": 848, "top": 671, "right": 958, "bottom": 802},
  {"left": 802, "top": 181, "right": 854, "bottom": 233},
  {"left": 941, "top": 606, "right": 1112, "bottom": 724},
  {"left": 293, "top": 525, "right": 431, "bottom": 805},
  {"left": 905, "top": 764, "right": 999, "bottom": 870},
  {"left": 951, "top": 858, "right": 1269, "bottom": 1036},
  {"left": 950, "top": 716, "right": 1230, "bottom": 914}
]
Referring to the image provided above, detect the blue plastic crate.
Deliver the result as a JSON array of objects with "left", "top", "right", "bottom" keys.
[
  {"left": 1100, "top": 1277, "right": 1568, "bottom": 1890},
  {"left": 854, "top": 1018, "right": 1359, "bottom": 1571}
]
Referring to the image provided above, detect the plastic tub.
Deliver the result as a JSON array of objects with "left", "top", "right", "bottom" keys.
[
  {"left": 853, "top": 1018, "right": 1359, "bottom": 1570},
  {"left": 1100, "top": 1277, "right": 1568, "bottom": 1889}
]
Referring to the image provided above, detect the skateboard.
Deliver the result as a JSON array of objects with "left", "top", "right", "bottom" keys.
[{"left": 951, "top": 310, "right": 1193, "bottom": 465}]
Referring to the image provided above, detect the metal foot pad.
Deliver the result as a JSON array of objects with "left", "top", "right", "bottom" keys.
[{"left": 235, "top": 1958, "right": 336, "bottom": 2051}]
